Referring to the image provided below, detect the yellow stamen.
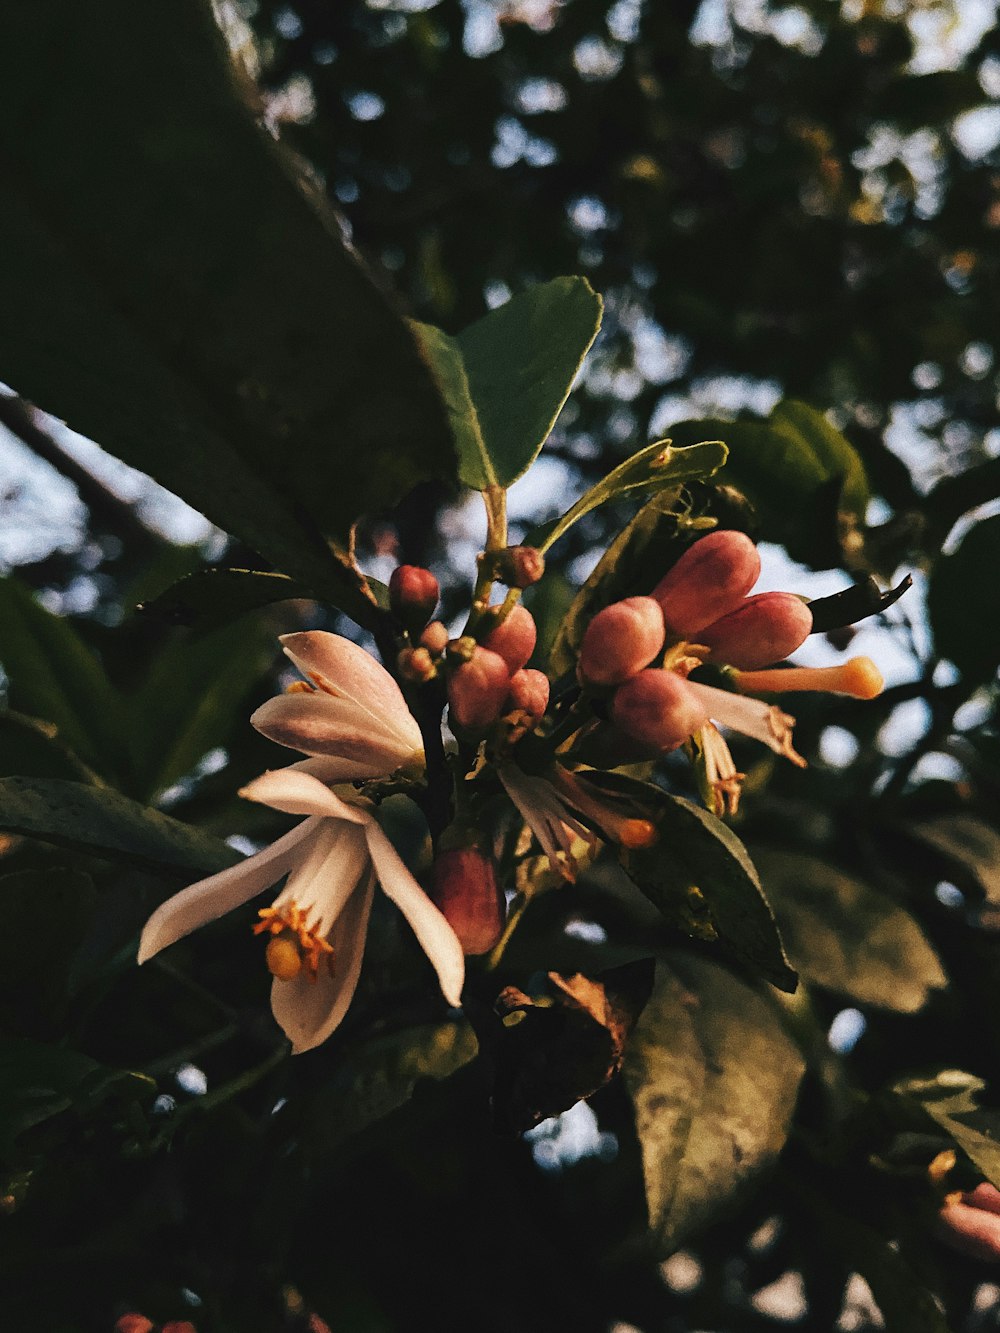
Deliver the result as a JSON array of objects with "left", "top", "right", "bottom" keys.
[
  {"left": 253, "top": 903, "right": 333, "bottom": 982},
  {"left": 735, "top": 656, "right": 884, "bottom": 700},
  {"left": 929, "top": 1149, "right": 957, "bottom": 1184},
  {"left": 285, "top": 680, "right": 314, "bottom": 695}
]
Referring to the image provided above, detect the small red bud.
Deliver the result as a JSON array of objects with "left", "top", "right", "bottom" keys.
[
  {"left": 496, "top": 545, "right": 546, "bottom": 588},
  {"left": 114, "top": 1318, "right": 155, "bottom": 1333},
  {"left": 420, "top": 620, "right": 449, "bottom": 655},
  {"left": 431, "top": 846, "right": 505, "bottom": 954},
  {"left": 652, "top": 531, "right": 760, "bottom": 636},
  {"left": 162, "top": 1324, "right": 198, "bottom": 1333},
  {"left": 482, "top": 604, "right": 537, "bottom": 672},
  {"left": 506, "top": 668, "right": 550, "bottom": 721},
  {"left": 610, "top": 669, "right": 707, "bottom": 753},
  {"left": 448, "top": 647, "right": 511, "bottom": 732},
  {"left": 397, "top": 646, "right": 435, "bottom": 682},
  {"left": 389, "top": 565, "right": 440, "bottom": 633},
  {"left": 699, "top": 592, "right": 812, "bottom": 669},
  {"left": 578, "top": 596, "right": 665, "bottom": 686}
]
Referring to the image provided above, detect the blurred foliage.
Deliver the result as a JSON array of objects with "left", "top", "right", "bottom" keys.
[{"left": 1, "top": 1, "right": 1000, "bottom": 1331}]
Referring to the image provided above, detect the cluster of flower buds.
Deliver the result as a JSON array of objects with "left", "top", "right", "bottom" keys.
[
  {"left": 446, "top": 605, "right": 549, "bottom": 738},
  {"left": 114, "top": 1316, "right": 197, "bottom": 1333}
]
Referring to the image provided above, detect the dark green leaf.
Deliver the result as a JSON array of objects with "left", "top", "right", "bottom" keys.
[
  {"left": 0, "top": 1037, "right": 153, "bottom": 1157},
  {"left": 897, "top": 812, "right": 1000, "bottom": 903},
  {"left": 807, "top": 574, "right": 913, "bottom": 634},
  {"left": 0, "top": 776, "right": 239, "bottom": 878},
  {"left": 622, "top": 956, "right": 804, "bottom": 1256},
  {"left": 0, "top": 711, "right": 103, "bottom": 785},
  {"left": 0, "top": 578, "right": 127, "bottom": 783},
  {"left": 303, "top": 1022, "right": 478, "bottom": 1155},
  {"left": 137, "top": 568, "right": 318, "bottom": 629},
  {"left": 0, "top": 0, "right": 453, "bottom": 626},
  {"left": 753, "top": 849, "right": 946, "bottom": 1012},
  {"left": 610, "top": 778, "right": 796, "bottom": 991},
  {"left": 928, "top": 514, "right": 1000, "bottom": 681},
  {"left": 894, "top": 1071, "right": 1000, "bottom": 1191},
  {"left": 415, "top": 277, "right": 602, "bottom": 490},
  {"left": 524, "top": 438, "right": 727, "bottom": 554}
]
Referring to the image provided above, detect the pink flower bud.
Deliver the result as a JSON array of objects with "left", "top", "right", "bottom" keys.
[
  {"left": 114, "top": 1318, "right": 155, "bottom": 1333},
  {"left": 651, "top": 531, "right": 760, "bottom": 636},
  {"left": 699, "top": 592, "right": 812, "bottom": 669},
  {"left": 389, "top": 564, "right": 439, "bottom": 632},
  {"left": 507, "top": 668, "right": 550, "bottom": 720},
  {"left": 420, "top": 620, "right": 449, "bottom": 655},
  {"left": 162, "top": 1324, "right": 198, "bottom": 1333},
  {"left": 938, "top": 1184, "right": 1000, "bottom": 1262},
  {"left": 430, "top": 846, "right": 505, "bottom": 954},
  {"left": 448, "top": 648, "right": 511, "bottom": 732},
  {"left": 482, "top": 604, "right": 537, "bottom": 672},
  {"left": 578, "top": 596, "right": 665, "bottom": 686},
  {"left": 496, "top": 545, "right": 546, "bottom": 588},
  {"left": 610, "top": 669, "right": 708, "bottom": 753}
]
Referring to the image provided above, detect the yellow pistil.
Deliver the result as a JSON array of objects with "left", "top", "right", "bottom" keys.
[
  {"left": 929, "top": 1148, "right": 957, "bottom": 1186},
  {"left": 735, "top": 656, "right": 884, "bottom": 700},
  {"left": 254, "top": 902, "right": 334, "bottom": 982},
  {"left": 617, "top": 818, "right": 658, "bottom": 849}
]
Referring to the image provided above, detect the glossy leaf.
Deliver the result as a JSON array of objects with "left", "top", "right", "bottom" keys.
[
  {"left": 0, "top": 0, "right": 454, "bottom": 626},
  {"left": 754, "top": 849, "right": 946, "bottom": 1012},
  {"left": 0, "top": 578, "right": 128, "bottom": 784},
  {"left": 524, "top": 438, "right": 728, "bottom": 554},
  {"left": 414, "top": 277, "right": 602, "bottom": 490},
  {"left": 609, "top": 778, "right": 796, "bottom": 991},
  {"left": 0, "top": 776, "right": 239, "bottom": 878},
  {"left": 928, "top": 514, "right": 1000, "bottom": 681},
  {"left": 137, "top": 568, "right": 318, "bottom": 629},
  {"left": 623, "top": 956, "right": 804, "bottom": 1256},
  {"left": 0, "top": 712, "right": 103, "bottom": 786}
]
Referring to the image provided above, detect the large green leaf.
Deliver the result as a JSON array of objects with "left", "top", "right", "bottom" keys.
[
  {"left": 0, "top": 1037, "right": 153, "bottom": 1157},
  {"left": 605, "top": 777, "right": 796, "bottom": 991},
  {"left": 622, "top": 956, "right": 804, "bottom": 1256},
  {"left": 928, "top": 514, "right": 1000, "bottom": 682},
  {"left": 895, "top": 812, "right": 1000, "bottom": 903},
  {"left": 524, "top": 438, "right": 727, "bottom": 554},
  {"left": 0, "top": 0, "right": 454, "bottom": 625},
  {"left": 668, "top": 399, "right": 869, "bottom": 568},
  {"left": 414, "top": 277, "right": 602, "bottom": 490},
  {"left": 137, "top": 568, "right": 318, "bottom": 629},
  {"left": 0, "top": 712, "right": 103, "bottom": 786},
  {"left": 753, "top": 849, "right": 946, "bottom": 1012},
  {"left": 0, "top": 579, "right": 128, "bottom": 784},
  {"left": 0, "top": 776, "right": 238, "bottom": 878},
  {"left": 894, "top": 1071, "right": 1000, "bottom": 1191}
]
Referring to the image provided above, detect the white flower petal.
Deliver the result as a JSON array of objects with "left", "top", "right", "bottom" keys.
[
  {"left": 269, "top": 870, "right": 377, "bottom": 1054},
  {"left": 499, "top": 765, "right": 593, "bottom": 880},
  {"left": 239, "top": 768, "right": 372, "bottom": 820},
  {"left": 274, "top": 819, "right": 371, "bottom": 936},
  {"left": 251, "top": 691, "right": 422, "bottom": 772},
  {"left": 287, "top": 755, "right": 385, "bottom": 784},
  {"left": 137, "top": 818, "right": 318, "bottom": 964},
  {"left": 364, "top": 820, "right": 465, "bottom": 1008},
  {"left": 686, "top": 681, "right": 805, "bottom": 767},
  {"left": 281, "top": 631, "right": 423, "bottom": 752}
]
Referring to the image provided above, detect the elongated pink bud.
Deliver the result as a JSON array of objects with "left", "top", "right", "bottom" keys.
[
  {"left": 448, "top": 647, "right": 511, "bottom": 732},
  {"left": 699, "top": 592, "right": 812, "bottom": 669},
  {"left": 114, "top": 1318, "right": 155, "bottom": 1333},
  {"left": 578, "top": 596, "right": 666, "bottom": 686},
  {"left": 430, "top": 846, "right": 505, "bottom": 954},
  {"left": 483, "top": 604, "right": 537, "bottom": 672},
  {"left": 610, "top": 669, "right": 708, "bottom": 753},
  {"left": 652, "top": 531, "right": 760, "bottom": 636},
  {"left": 939, "top": 1184, "right": 1000, "bottom": 1262},
  {"left": 507, "top": 668, "right": 550, "bottom": 720},
  {"left": 389, "top": 564, "right": 440, "bottom": 633}
]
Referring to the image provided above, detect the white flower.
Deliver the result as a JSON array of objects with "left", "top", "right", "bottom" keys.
[
  {"left": 498, "top": 764, "right": 597, "bottom": 882},
  {"left": 138, "top": 769, "right": 465, "bottom": 1054},
  {"left": 250, "top": 630, "right": 425, "bottom": 782}
]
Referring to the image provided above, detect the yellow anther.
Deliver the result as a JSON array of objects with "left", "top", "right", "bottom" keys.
[
  {"left": 266, "top": 935, "right": 303, "bottom": 980},
  {"left": 254, "top": 902, "right": 333, "bottom": 982},
  {"left": 617, "top": 818, "right": 658, "bottom": 849},
  {"left": 285, "top": 680, "right": 314, "bottom": 695},
  {"left": 735, "top": 656, "right": 884, "bottom": 700},
  {"left": 929, "top": 1148, "right": 957, "bottom": 1184}
]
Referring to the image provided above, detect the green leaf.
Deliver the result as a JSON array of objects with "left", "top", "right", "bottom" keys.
[
  {"left": 414, "top": 277, "right": 602, "bottom": 490},
  {"left": 894, "top": 1071, "right": 1000, "bottom": 1191},
  {"left": 607, "top": 777, "right": 796, "bottom": 991},
  {"left": 0, "top": 712, "right": 103, "bottom": 785},
  {"left": 622, "top": 956, "right": 804, "bottom": 1256},
  {"left": 928, "top": 514, "right": 1000, "bottom": 681},
  {"left": 668, "top": 399, "right": 869, "bottom": 568},
  {"left": 137, "top": 568, "right": 318, "bottom": 629},
  {"left": 896, "top": 812, "right": 1000, "bottom": 903},
  {"left": 303, "top": 1022, "right": 478, "bottom": 1156},
  {"left": 524, "top": 437, "right": 728, "bottom": 554},
  {"left": 753, "top": 849, "right": 946, "bottom": 1012},
  {"left": 549, "top": 490, "right": 690, "bottom": 677},
  {"left": 0, "top": 578, "right": 128, "bottom": 784},
  {"left": 0, "top": 776, "right": 239, "bottom": 878},
  {"left": 124, "top": 616, "right": 278, "bottom": 799},
  {"left": 0, "top": 0, "right": 454, "bottom": 626},
  {"left": 0, "top": 1037, "right": 153, "bottom": 1157}
]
